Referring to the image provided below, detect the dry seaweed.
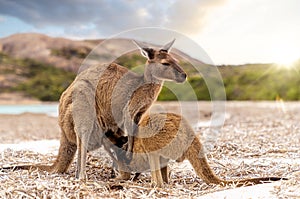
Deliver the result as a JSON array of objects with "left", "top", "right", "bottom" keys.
[{"left": 0, "top": 102, "right": 299, "bottom": 198}]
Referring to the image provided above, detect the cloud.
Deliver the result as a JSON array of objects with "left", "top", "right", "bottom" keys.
[
  {"left": 0, "top": 0, "right": 108, "bottom": 27},
  {"left": 166, "top": 0, "right": 227, "bottom": 35},
  {"left": 0, "top": 0, "right": 227, "bottom": 37}
]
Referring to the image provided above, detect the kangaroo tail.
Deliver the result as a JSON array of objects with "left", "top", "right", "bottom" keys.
[
  {"left": 1, "top": 164, "right": 55, "bottom": 172},
  {"left": 1, "top": 133, "right": 77, "bottom": 174},
  {"left": 223, "top": 177, "right": 288, "bottom": 187},
  {"left": 185, "top": 138, "right": 287, "bottom": 187}
]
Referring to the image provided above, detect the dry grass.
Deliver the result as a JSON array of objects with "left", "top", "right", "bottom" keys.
[{"left": 0, "top": 102, "right": 299, "bottom": 198}]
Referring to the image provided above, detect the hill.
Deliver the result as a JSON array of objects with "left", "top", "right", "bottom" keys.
[{"left": 0, "top": 33, "right": 299, "bottom": 101}]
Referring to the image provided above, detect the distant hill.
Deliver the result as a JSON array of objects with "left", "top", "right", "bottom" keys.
[
  {"left": 0, "top": 33, "right": 299, "bottom": 101},
  {"left": 0, "top": 33, "right": 145, "bottom": 101},
  {"left": 0, "top": 33, "right": 115, "bottom": 71}
]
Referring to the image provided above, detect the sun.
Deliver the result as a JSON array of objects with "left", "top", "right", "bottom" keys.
[
  {"left": 275, "top": 56, "right": 298, "bottom": 68},
  {"left": 273, "top": 47, "right": 299, "bottom": 68}
]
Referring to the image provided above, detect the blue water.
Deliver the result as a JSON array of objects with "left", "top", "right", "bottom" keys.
[{"left": 0, "top": 104, "right": 59, "bottom": 116}]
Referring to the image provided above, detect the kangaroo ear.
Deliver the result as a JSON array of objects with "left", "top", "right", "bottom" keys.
[
  {"left": 132, "top": 40, "right": 155, "bottom": 59},
  {"left": 161, "top": 38, "right": 176, "bottom": 52}
]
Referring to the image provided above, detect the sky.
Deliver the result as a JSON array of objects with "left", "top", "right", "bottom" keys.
[{"left": 0, "top": 0, "right": 299, "bottom": 65}]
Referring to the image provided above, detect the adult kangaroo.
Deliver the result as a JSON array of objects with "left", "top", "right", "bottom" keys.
[
  {"left": 2, "top": 40, "right": 187, "bottom": 180},
  {"left": 108, "top": 113, "right": 286, "bottom": 188}
]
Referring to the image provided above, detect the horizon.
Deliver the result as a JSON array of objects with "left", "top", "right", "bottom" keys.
[
  {"left": 0, "top": 0, "right": 300, "bottom": 65},
  {"left": 1, "top": 32, "right": 299, "bottom": 67}
]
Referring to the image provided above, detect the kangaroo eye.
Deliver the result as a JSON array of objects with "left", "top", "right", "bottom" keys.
[{"left": 162, "top": 62, "right": 170, "bottom": 66}]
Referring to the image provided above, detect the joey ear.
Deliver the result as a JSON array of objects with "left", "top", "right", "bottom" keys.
[
  {"left": 161, "top": 38, "right": 176, "bottom": 52},
  {"left": 132, "top": 40, "right": 155, "bottom": 59}
]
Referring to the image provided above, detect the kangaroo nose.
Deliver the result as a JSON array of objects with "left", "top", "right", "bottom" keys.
[
  {"left": 178, "top": 73, "right": 187, "bottom": 83},
  {"left": 181, "top": 73, "right": 187, "bottom": 81}
]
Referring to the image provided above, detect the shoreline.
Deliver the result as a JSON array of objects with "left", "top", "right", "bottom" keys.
[{"left": 0, "top": 92, "right": 42, "bottom": 105}]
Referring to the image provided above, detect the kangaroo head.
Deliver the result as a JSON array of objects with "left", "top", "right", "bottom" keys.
[
  {"left": 105, "top": 129, "right": 128, "bottom": 148},
  {"left": 133, "top": 39, "right": 187, "bottom": 83}
]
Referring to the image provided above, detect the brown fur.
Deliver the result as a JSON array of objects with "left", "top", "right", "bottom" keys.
[
  {"left": 1, "top": 40, "right": 187, "bottom": 180},
  {"left": 112, "top": 113, "right": 286, "bottom": 188}
]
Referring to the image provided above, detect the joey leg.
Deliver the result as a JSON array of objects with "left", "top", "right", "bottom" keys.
[
  {"left": 125, "top": 135, "right": 134, "bottom": 162},
  {"left": 125, "top": 122, "right": 138, "bottom": 162},
  {"left": 149, "top": 154, "right": 164, "bottom": 188},
  {"left": 161, "top": 166, "right": 169, "bottom": 183}
]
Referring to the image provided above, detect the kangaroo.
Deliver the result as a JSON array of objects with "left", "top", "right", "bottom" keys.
[
  {"left": 1, "top": 40, "right": 187, "bottom": 180},
  {"left": 107, "top": 113, "right": 286, "bottom": 188}
]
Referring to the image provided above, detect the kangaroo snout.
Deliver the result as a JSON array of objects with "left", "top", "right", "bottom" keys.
[{"left": 177, "top": 72, "right": 187, "bottom": 83}]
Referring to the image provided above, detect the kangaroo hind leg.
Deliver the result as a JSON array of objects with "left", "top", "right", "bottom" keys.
[
  {"left": 75, "top": 132, "right": 89, "bottom": 180},
  {"left": 54, "top": 130, "right": 77, "bottom": 174}
]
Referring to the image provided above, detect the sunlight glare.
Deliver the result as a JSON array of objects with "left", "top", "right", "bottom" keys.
[
  {"left": 273, "top": 47, "right": 299, "bottom": 68},
  {"left": 276, "top": 56, "right": 298, "bottom": 68}
]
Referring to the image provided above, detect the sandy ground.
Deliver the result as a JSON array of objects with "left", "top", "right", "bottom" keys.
[
  {"left": 0, "top": 113, "right": 59, "bottom": 143},
  {"left": 0, "top": 93, "right": 42, "bottom": 105},
  {"left": 0, "top": 101, "right": 300, "bottom": 198}
]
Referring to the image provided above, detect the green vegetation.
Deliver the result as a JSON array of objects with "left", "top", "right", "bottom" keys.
[
  {"left": 14, "top": 60, "right": 76, "bottom": 101},
  {"left": 220, "top": 64, "right": 300, "bottom": 100},
  {"left": 0, "top": 52, "right": 76, "bottom": 101},
  {"left": 51, "top": 46, "right": 91, "bottom": 59},
  {"left": 116, "top": 54, "right": 300, "bottom": 101},
  {"left": 115, "top": 53, "right": 147, "bottom": 70},
  {"left": 1, "top": 51, "right": 300, "bottom": 101}
]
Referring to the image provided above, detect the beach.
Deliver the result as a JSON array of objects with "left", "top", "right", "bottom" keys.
[{"left": 0, "top": 101, "right": 299, "bottom": 198}]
